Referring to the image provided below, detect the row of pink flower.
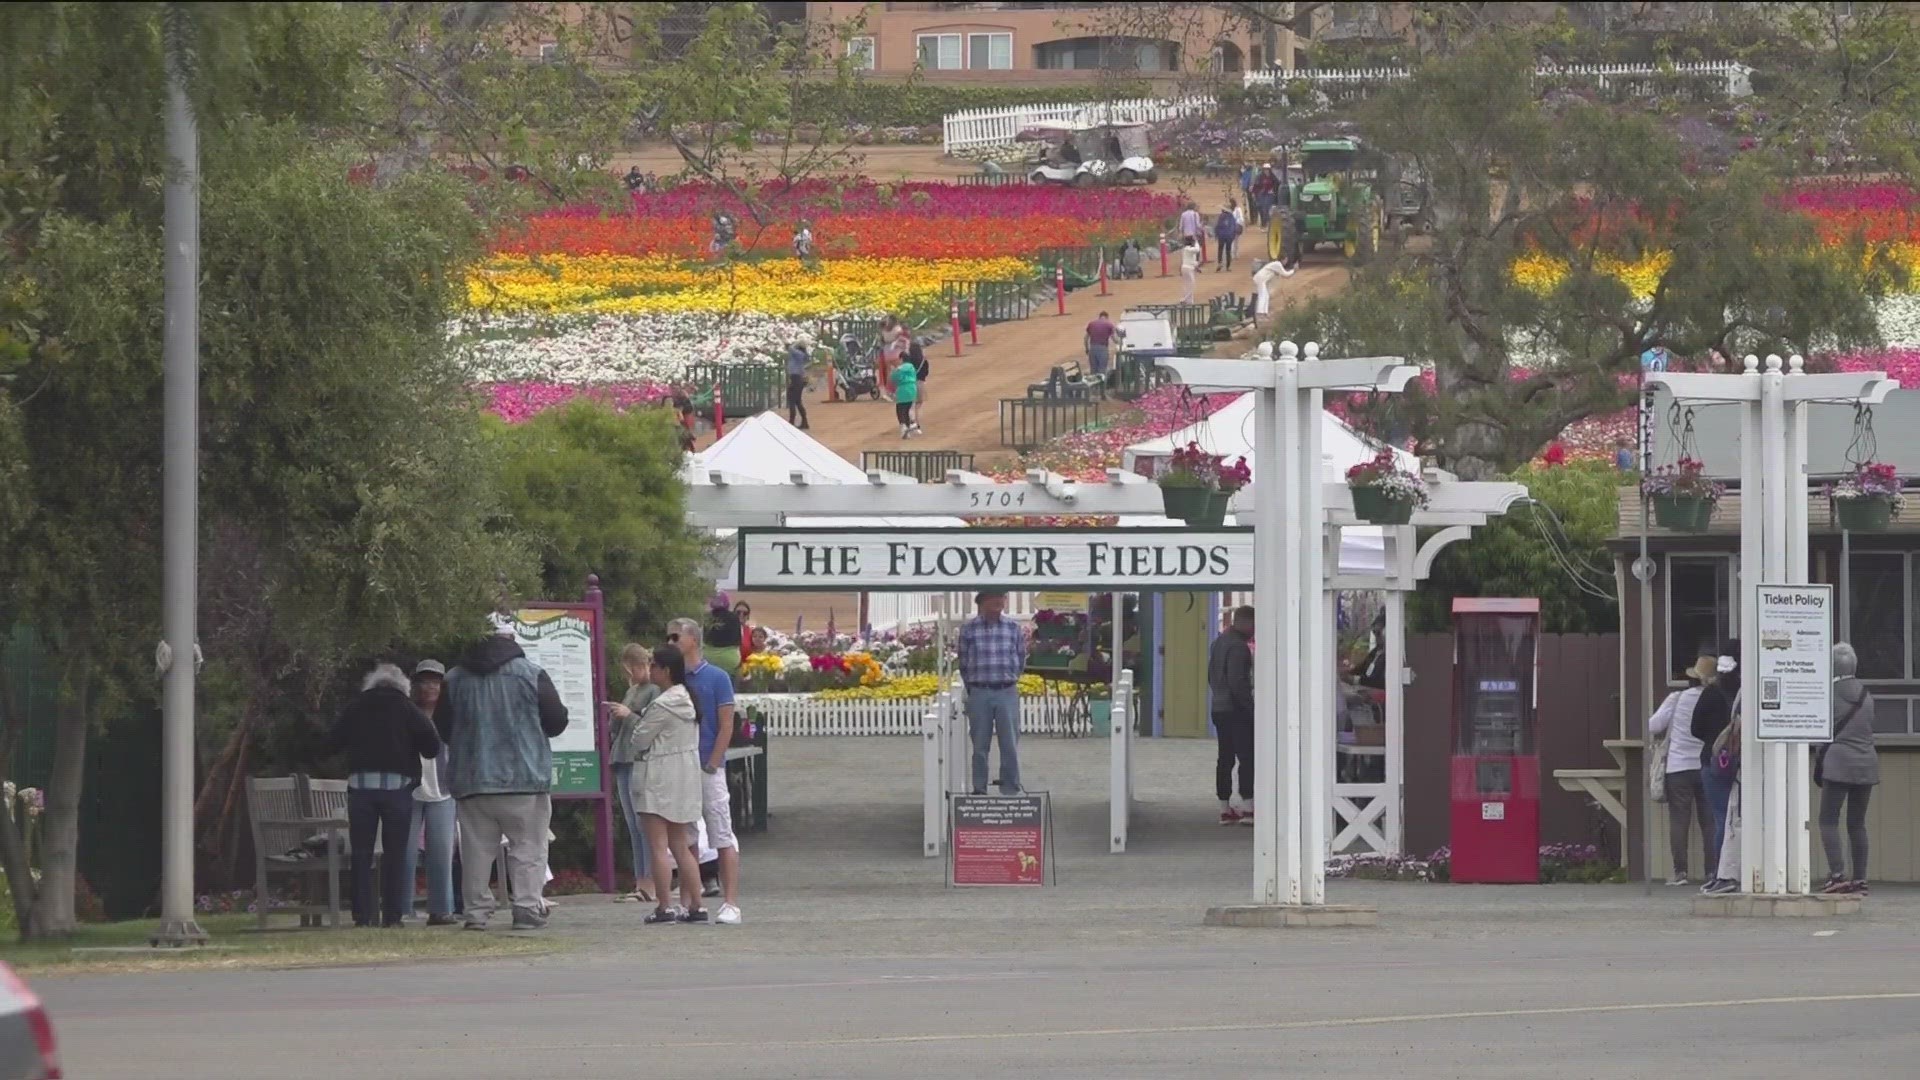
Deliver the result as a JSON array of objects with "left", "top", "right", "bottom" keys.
[
  {"left": 1011, "top": 385, "right": 1242, "bottom": 476},
  {"left": 1781, "top": 183, "right": 1920, "bottom": 214},
  {"left": 487, "top": 381, "right": 675, "bottom": 424},
  {"left": 563, "top": 178, "right": 1186, "bottom": 222}
]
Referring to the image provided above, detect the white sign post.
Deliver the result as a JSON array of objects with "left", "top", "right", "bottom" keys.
[{"left": 1753, "top": 584, "right": 1834, "bottom": 742}]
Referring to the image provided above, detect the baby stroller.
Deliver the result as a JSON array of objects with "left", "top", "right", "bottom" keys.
[
  {"left": 835, "top": 333, "right": 882, "bottom": 400},
  {"left": 1113, "top": 239, "right": 1145, "bottom": 280}
]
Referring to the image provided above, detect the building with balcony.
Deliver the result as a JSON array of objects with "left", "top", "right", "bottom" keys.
[{"left": 805, "top": 2, "right": 1302, "bottom": 82}]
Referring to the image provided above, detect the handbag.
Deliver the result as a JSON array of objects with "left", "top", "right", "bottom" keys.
[{"left": 1648, "top": 727, "right": 1670, "bottom": 803}]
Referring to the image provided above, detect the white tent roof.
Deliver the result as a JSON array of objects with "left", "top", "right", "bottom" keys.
[
  {"left": 1121, "top": 395, "right": 1408, "bottom": 575},
  {"left": 687, "top": 414, "right": 966, "bottom": 589},
  {"left": 1119, "top": 392, "right": 1418, "bottom": 478}
]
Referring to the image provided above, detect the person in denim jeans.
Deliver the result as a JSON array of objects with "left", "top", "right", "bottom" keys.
[
  {"left": 958, "top": 590, "right": 1027, "bottom": 795},
  {"left": 402, "top": 660, "right": 461, "bottom": 923},
  {"left": 604, "top": 643, "right": 658, "bottom": 903},
  {"left": 331, "top": 663, "right": 442, "bottom": 927}
]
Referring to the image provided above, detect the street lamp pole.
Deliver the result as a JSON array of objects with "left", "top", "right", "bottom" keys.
[{"left": 153, "top": 46, "right": 208, "bottom": 947}]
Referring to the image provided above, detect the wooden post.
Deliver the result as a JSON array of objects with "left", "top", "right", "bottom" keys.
[
  {"left": 1055, "top": 265, "right": 1066, "bottom": 316},
  {"left": 714, "top": 381, "right": 725, "bottom": 439},
  {"left": 1159, "top": 235, "right": 1169, "bottom": 277}
]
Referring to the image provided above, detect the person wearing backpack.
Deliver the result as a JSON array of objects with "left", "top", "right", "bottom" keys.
[
  {"left": 1214, "top": 201, "right": 1243, "bottom": 272},
  {"left": 1817, "top": 642, "right": 1880, "bottom": 894}
]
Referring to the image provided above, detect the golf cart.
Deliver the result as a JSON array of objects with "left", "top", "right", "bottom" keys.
[
  {"left": 1020, "top": 121, "right": 1156, "bottom": 187},
  {"left": 1265, "top": 137, "right": 1428, "bottom": 267}
]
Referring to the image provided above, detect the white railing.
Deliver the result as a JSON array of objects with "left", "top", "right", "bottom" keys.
[
  {"left": 1245, "top": 60, "right": 1754, "bottom": 97},
  {"left": 942, "top": 96, "right": 1216, "bottom": 155},
  {"left": 742, "top": 690, "right": 1072, "bottom": 737},
  {"left": 865, "top": 590, "right": 1037, "bottom": 635}
]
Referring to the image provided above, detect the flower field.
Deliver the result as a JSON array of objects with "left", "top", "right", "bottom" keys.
[{"left": 460, "top": 180, "right": 1179, "bottom": 420}]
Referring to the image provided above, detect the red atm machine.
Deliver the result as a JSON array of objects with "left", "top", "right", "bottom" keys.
[{"left": 1449, "top": 598, "right": 1542, "bottom": 883}]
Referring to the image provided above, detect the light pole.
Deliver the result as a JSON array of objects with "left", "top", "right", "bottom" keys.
[{"left": 152, "top": 41, "right": 208, "bottom": 948}]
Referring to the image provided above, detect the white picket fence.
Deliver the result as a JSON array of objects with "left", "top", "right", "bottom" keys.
[
  {"left": 1244, "top": 60, "right": 1753, "bottom": 97},
  {"left": 942, "top": 96, "right": 1215, "bottom": 155},
  {"left": 742, "top": 692, "right": 1075, "bottom": 737},
  {"left": 864, "top": 590, "right": 1037, "bottom": 635}
]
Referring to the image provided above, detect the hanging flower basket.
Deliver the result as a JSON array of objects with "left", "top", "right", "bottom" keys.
[
  {"left": 1155, "top": 443, "right": 1248, "bottom": 528},
  {"left": 1828, "top": 463, "right": 1904, "bottom": 533},
  {"left": 1650, "top": 494, "right": 1716, "bottom": 532},
  {"left": 1350, "top": 485, "right": 1415, "bottom": 525},
  {"left": 1643, "top": 457, "right": 1725, "bottom": 534},
  {"left": 1344, "top": 447, "right": 1428, "bottom": 525}
]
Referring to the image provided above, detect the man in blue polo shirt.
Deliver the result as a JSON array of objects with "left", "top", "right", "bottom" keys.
[{"left": 670, "top": 616, "right": 743, "bottom": 926}]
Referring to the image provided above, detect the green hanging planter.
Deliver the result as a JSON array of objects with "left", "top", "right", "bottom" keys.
[
  {"left": 1651, "top": 494, "right": 1716, "bottom": 532},
  {"left": 1160, "top": 485, "right": 1222, "bottom": 526},
  {"left": 1350, "top": 485, "right": 1414, "bottom": 525},
  {"left": 1835, "top": 495, "right": 1894, "bottom": 533}
]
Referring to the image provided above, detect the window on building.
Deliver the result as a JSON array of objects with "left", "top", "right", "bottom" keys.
[
  {"left": 968, "top": 32, "right": 1012, "bottom": 70},
  {"left": 538, "top": 42, "right": 559, "bottom": 62},
  {"left": 1667, "top": 555, "right": 1732, "bottom": 681},
  {"left": 917, "top": 33, "right": 962, "bottom": 70},
  {"left": 847, "top": 36, "right": 875, "bottom": 70},
  {"left": 1848, "top": 552, "right": 1906, "bottom": 679}
]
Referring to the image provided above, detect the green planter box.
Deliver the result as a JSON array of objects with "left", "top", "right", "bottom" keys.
[
  {"left": 1161, "top": 486, "right": 1228, "bottom": 526},
  {"left": 1350, "top": 485, "right": 1415, "bottom": 525},
  {"left": 1836, "top": 495, "right": 1894, "bottom": 532},
  {"left": 1651, "top": 494, "right": 1716, "bottom": 532}
]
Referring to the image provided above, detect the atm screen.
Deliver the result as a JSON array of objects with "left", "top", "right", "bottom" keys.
[{"left": 1460, "top": 679, "right": 1529, "bottom": 757}]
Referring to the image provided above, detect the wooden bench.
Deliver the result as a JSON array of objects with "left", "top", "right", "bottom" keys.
[
  {"left": 246, "top": 775, "right": 347, "bottom": 929},
  {"left": 1027, "top": 361, "right": 1102, "bottom": 401}
]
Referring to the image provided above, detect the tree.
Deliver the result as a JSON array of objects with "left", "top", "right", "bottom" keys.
[
  {"left": 0, "top": 3, "right": 535, "bottom": 936},
  {"left": 487, "top": 402, "right": 710, "bottom": 643},
  {"left": 1412, "top": 462, "right": 1622, "bottom": 633},
  {"left": 1275, "top": 36, "right": 1887, "bottom": 478}
]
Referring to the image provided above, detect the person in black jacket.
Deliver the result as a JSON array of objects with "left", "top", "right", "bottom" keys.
[
  {"left": 1208, "top": 606, "right": 1257, "bottom": 825},
  {"left": 330, "top": 663, "right": 443, "bottom": 927},
  {"left": 1691, "top": 641, "right": 1742, "bottom": 888}
]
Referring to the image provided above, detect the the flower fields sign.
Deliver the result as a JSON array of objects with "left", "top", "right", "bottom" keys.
[{"left": 736, "top": 528, "right": 1254, "bottom": 590}]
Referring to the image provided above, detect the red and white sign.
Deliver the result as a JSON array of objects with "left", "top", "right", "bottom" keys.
[{"left": 951, "top": 794, "right": 1048, "bottom": 887}]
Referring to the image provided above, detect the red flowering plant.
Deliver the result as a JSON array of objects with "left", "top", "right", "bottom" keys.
[
  {"left": 1641, "top": 456, "right": 1725, "bottom": 501},
  {"left": 1345, "top": 447, "right": 1431, "bottom": 507},
  {"left": 1827, "top": 461, "right": 1904, "bottom": 510},
  {"left": 1157, "top": 442, "right": 1229, "bottom": 490}
]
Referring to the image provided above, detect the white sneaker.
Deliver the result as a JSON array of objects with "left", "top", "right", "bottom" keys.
[
  {"left": 1666, "top": 875, "right": 1689, "bottom": 887},
  {"left": 715, "top": 903, "right": 742, "bottom": 926}
]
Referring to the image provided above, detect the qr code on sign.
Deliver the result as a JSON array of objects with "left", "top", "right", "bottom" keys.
[{"left": 1762, "top": 678, "right": 1781, "bottom": 705}]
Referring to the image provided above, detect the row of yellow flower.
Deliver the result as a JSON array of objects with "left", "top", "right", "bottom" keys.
[
  {"left": 812, "top": 672, "right": 1086, "bottom": 701},
  {"left": 1509, "top": 250, "right": 1673, "bottom": 300},
  {"left": 466, "top": 253, "right": 1035, "bottom": 319}
]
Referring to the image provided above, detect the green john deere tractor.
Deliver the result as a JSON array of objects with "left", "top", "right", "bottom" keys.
[{"left": 1264, "top": 137, "right": 1390, "bottom": 268}]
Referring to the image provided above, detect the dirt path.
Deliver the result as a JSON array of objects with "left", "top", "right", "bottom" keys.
[{"left": 802, "top": 261, "right": 1349, "bottom": 466}]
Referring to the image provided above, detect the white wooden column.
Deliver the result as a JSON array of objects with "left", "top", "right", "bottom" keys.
[{"left": 1384, "top": 588, "right": 1407, "bottom": 852}]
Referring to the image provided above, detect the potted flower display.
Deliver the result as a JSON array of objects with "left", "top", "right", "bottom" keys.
[
  {"left": 1156, "top": 442, "right": 1247, "bottom": 527},
  {"left": 1642, "top": 456, "right": 1725, "bottom": 533},
  {"left": 1344, "top": 447, "right": 1430, "bottom": 525},
  {"left": 1828, "top": 461, "right": 1904, "bottom": 533}
]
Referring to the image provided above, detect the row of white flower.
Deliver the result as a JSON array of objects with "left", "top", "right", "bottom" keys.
[{"left": 447, "top": 312, "right": 836, "bottom": 385}]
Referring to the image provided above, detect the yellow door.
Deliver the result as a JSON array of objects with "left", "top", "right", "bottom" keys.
[{"left": 1160, "top": 592, "right": 1213, "bottom": 738}]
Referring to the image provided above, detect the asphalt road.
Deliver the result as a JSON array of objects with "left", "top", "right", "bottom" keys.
[{"left": 42, "top": 922, "right": 1920, "bottom": 1079}]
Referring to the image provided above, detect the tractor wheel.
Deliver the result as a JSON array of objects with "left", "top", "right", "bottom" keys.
[
  {"left": 1116, "top": 168, "right": 1139, "bottom": 185},
  {"left": 1268, "top": 212, "right": 1301, "bottom": 268},
  {"left": 1072, "top": 171, "right": 1095, "bottom": 188},
  {"left": 1144, "top": 168, "right": 1158, "bottom": 184},
  {"left": 1354, "top": 203, "right": 1382, "bottom": 265}
]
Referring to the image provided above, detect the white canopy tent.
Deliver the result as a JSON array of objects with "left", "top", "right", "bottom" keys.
[
  {"left": 686, "top": 413, "right": 967, "bottom": 591},
  {"left": 1122, "top": 395, "right": 1409, "bottom": 574}
]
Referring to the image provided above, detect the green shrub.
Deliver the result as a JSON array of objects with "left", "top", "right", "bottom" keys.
[{"left": 794, "top": 80, "right": 1155, "bottom": 128}]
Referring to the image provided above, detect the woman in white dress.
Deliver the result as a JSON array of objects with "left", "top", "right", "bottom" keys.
[{"left": 634, "top": 645, "right": 708, "bottom": 923}]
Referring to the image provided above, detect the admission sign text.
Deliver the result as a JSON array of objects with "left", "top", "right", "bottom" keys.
[{"left": 737, "top": 528, "right": 1255, "bottom": 591}]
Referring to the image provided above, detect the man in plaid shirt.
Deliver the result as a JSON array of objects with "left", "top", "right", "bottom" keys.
[{"left": 958, "top": 589, "right": 1027, "bottom": 794}]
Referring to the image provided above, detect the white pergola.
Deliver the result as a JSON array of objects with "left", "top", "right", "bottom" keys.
[
  {"left": 684, "top": 342, "right": 1528, "bottom": 915},
  {"left": 1648, "top": 355, "right": 1898, "bottom": 898}
]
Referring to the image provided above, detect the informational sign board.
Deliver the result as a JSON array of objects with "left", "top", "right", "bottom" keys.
[
  {"left": 512, "top": 606, "right": 603, "bottom": 793},
  {"left": 1753, "top": 584, "right": 1834, "bottom": 742},
  {"left": 739, "top": 528, "right": 1254, "bottom": 591},
  {"left": 949, "top": 793, "right": 1052, "bottom": 887},
  {"left": 1034, "top": 592, "right": 1089, "bottom": 613}
]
